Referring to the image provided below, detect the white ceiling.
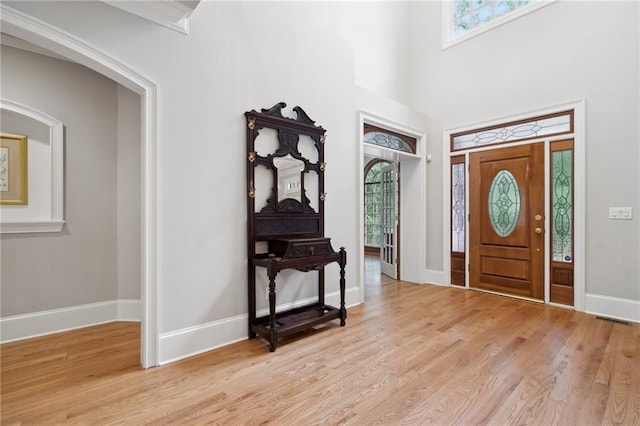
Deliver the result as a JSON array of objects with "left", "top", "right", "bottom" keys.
[
  {"left": 100, "top": 0, "right": 201, "bottom": 34},
  {"left": 1, "top": 1, "right": 203, "bottom": 62}
]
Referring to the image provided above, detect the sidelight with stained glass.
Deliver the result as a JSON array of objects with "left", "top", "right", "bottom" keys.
[
  {"left": 452, "top": 162, "right": 466, "bottom": 252},
  {"left": 552, "top": 150, "right": 573, "bottom": 262}
]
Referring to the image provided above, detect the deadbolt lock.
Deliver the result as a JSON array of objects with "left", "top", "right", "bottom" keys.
[{"left": 535, "top": 214, "right": 542, "bottom": 221}]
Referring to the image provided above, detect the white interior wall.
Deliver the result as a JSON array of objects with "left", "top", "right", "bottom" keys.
[
  {"left": 410, "top": 1, "right": 640, "bottom": 302},
  {"left": 342, "top": 2, "right": 412, "bottom": 106},
  {"left": 117, "top": 85, "right": 141, "bottom": 300},
  {"left": 0, "top": 45, "right": 141, "bottom": 319}
]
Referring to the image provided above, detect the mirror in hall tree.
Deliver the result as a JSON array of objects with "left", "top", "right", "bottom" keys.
[{"left": 273, "top": 155, "right": 305, "bottom": 203}]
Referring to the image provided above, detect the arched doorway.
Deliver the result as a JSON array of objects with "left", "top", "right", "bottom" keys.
[{"left": 1, "top": 4, "right": 159, "bottom": 367}]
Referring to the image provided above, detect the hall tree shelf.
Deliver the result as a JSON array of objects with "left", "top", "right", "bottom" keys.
[{"left": 245, "top": 102, "right": 347, "bottom": 352}]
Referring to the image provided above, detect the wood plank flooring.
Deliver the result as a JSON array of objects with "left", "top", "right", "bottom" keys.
[{"left": 2, "top": 263, "right": 639, "bottom": 424}]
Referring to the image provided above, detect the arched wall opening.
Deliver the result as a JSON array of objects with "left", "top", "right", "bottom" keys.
[{"left": 1, "top": 4, "right": 158, "bottom": 368}]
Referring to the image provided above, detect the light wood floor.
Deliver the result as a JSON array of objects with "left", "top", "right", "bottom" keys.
[{"left": 2, "top": 261, "right": 639, "bottom": 425}]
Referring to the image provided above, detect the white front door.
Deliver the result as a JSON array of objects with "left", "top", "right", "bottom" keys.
[{"left": 380, "top": 163, "right": 398, "bottom": 279}]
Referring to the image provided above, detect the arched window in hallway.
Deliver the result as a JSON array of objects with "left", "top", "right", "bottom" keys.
[{"left": 364, "top": 159, "right": 391, "bottom": 253}]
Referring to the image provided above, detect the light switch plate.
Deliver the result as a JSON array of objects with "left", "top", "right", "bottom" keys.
[{"left": 609, "top": 207, "right": 633, "bottom": 220}]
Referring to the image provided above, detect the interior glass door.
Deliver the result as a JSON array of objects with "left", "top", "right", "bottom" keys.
[{"left": 380, "top": 163, "right": 398, "bottom": 279}]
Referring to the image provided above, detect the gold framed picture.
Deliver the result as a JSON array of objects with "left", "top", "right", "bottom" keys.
[{"left": 0, "top": 133, "right": 28, "bottom": 205}]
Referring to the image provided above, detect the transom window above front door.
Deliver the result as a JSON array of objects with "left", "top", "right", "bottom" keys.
[{"left": 450, "top": 110, "right": 572, "bottom": 152}]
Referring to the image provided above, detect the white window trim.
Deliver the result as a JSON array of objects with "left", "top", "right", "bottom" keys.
[
  {"left": 442, "top": 0, "right": 557, "bottom": 50},
  {"left": 0, "top": 99, "right": 65, "bottom": 234}
]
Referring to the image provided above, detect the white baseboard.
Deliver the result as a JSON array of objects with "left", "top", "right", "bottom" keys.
[
  {"left": 425, "top": 269, "right": 447, "bottom": 286},
  {"left": 158, "top": 287, "right": 360, "bottom": 365},
  {"left": 329, "top": 286, "right": 362, "bottom": 310},
  {"left": 0, "top": 299, "right": 141, "bottom": 343},
  {"left": 585, "top": 293, "right": 640, "bottom": 324},
  {"left": 1, "top": 287, "right": 362, "bottom": 364},
  {"left": 158, "top": 313, "right": 247, "bottom": 365}
]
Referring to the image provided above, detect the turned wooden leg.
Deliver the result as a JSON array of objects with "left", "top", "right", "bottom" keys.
[
  {"left": 268, "top": 276, "right": 277, "bottom": 327},
  {"left": 268, "top": 273, "right": 277, "bottom": 350},
  {"left": 339, "top": 247, "right": 347, "bottom": 326}
]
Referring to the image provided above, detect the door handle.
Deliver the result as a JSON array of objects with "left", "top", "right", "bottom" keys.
[{"left": 535, "top": 227, "right": 543, "bottom": 234}]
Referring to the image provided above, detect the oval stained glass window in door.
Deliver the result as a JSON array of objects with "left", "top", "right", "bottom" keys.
[{"left": 488, "top": 170, "right": 521, "bottom": 237}]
